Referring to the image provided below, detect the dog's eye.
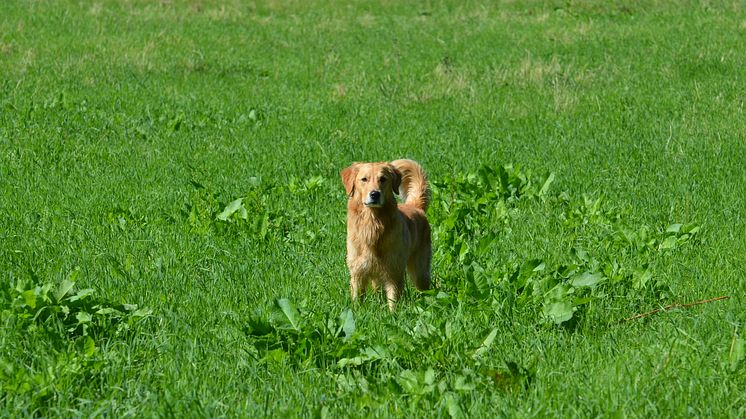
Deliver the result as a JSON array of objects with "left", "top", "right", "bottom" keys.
[
  {"left": 379, "top": 177, "right": 386, "bottom": 183},
  {"left": 360, "top": 177, "right": 368, "bottom": 182}
]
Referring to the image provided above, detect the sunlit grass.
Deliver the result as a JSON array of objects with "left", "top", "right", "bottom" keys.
[{"left": 1, "top": 0, "right": 744, "bottom": 416}]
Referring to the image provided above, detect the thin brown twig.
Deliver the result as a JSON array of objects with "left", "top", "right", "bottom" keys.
[{"left": 619, "top": 296, "right": 731, "bottom": 323}]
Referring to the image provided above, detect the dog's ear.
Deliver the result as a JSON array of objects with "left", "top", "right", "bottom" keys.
[
  {"left": 340, "top": 164, "right": 359, "bottom": 197},
  {"left": 391, "top": 166, "right": 402, "bottom": 195}
]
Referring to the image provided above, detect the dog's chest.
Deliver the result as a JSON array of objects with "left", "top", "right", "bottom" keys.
[
  {"left": 346, "top": 210, "right": 406, "bottom": 273},
  {"left": 347, "top": 230, "right": 405, "bottom": 275}
]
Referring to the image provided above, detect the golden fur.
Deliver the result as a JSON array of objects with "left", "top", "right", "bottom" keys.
[{"left": 340, "top": 159, "right": 431, "bottom": 311}]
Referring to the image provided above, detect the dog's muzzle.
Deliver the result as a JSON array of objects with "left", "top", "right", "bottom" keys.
[{"left": 364, "top": 190, "right": 382, "bottom": 207}]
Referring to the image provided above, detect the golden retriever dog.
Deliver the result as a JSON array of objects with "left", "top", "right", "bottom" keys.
[{"left": 340, "top": 159, "right": 431, "bottom": 311}]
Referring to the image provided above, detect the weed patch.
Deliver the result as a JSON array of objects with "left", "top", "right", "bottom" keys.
[
  {"left": 179, "top": 175, "right": 329, "bottom": 245},
  {"left": 0, "top": 272, "right": 151, "bottom": 408},
  {"left": 430, "top": 164, "right": 700, "bottom": 326}
]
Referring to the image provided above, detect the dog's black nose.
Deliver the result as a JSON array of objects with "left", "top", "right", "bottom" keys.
[{"left": 369, "top": 190, "right": 381, "bottom": 201}]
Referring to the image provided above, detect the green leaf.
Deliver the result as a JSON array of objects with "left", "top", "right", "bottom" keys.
[
  {"left": 217, "top": 198, "right": 248, "bottom": 221},
  {"left": 336, "top": 356, "right": 367, "bottom": 367},
  {"left": 573, "top": 296, "right": 593, "bottom": 306},
  {"left": 54, "top": 279, "right": 76, "bottom": 302},
  {"left": 363, "top": 345, "right": 387, "bottom": 359},
  {"left": 39, "top": 283, "right": 54, "bottom": 302},
  {"left": 336, "top": 346, "right": 385, "bottom": 367},
  {"left": 471, "top": 263, "right": 490, "bottom": 295},
  {"left": 458, "top": 241, "right": 470, "bottom": 262},
  {"left": 682, "top": 224, "right": 700, "bottom": 235},
  {"left": 247, "top": 177, "right": 261, "bottom": 188},
  {"left": 22, "top": 290, "right": 36, "bottom": 308},
  {"left": 132, "top": 308, "right": 152, "bottom": 318},
  {"left": 477, "top": 235, "right": 497, "bottom": 255},
  {"left": 396, "top": 368, "right": 435, "bottom": 395},
  {"left": 539, "top": 172, "right": 555, "bottom": 196},
  {"left": 69, "top": 288, "right": 95, "bottom": 302},
  {"left": 263, "top": 348, "right": 288, "bottom": 363},
  {"left": 454, "top": 375, "right": 476, "bottom": 391},
  {"left": 730, "top": 338, "right": 744, "bottom": 372},
  {"left": 259, "top": 213, "right": 269, "bottom": 239},
  {"left": 275, "top": 298, "right": 301, "bottom": 331},
  {"left": 665, "top": 223, "right": 683, "bottom": 233},
  {"left": 477, "top": 165, "right": 496, "bottom": 188},
  {"left": 473, "top": 328, "right": 498, "bottom": 359},
  {"left": 83, "top": 336, "right": 95, "bottom": 357},
  {"left": 570, "top": 271, "right": 605, "bottom": 287},
  {"left": 532, "top": 261, "right": 546, "bottom": 272},
  {"left": 76, "top": 311, "right": 92, "bottom": 324},
  {"left": 659, "top": 236, "right": 678, "bottom": 250},
  {"left": 95, "top": 307, "right": 121, "bottom": 316},
  {"left": 424, "top": 368, "right": 436, "bottom": 385},
  {"left": 543, "top": 300, "right": 574, "bottom": 325},
  {"left": 397, "top": 370, "right": 419, "bottom": 394},
  {"left": 633, "top": 269, "right": 653, "bottom": 289},
  {"left": 339, "top": 308, "right": 355, "bottom": 339},
  {"left": 444, "top": 393, "right": 463, "bottom": 418},
  {"left": 246, "top": 317, "right": 274, "bottom": 336},
  {"left": 445, "top": 320, "right": 454, "bottom": 340}
]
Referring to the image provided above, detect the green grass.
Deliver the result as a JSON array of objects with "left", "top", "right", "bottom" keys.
[{"left": 1, "top": 0, "right": 745, "bottom": 416}]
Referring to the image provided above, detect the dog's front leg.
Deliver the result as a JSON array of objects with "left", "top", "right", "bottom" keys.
[
  {"left": 383, "top": 277, "right": 404, "bottom": 312},
  {"left": 384, "top": 282, "right": 403, "bottom": 312},
  {"left": 349, "top": 272, "right": 368, "bottom": 302}
]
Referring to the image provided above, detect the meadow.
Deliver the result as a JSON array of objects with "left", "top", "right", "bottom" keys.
[{"left": 1, "top": 0, "right": 744, "bottom": 416}]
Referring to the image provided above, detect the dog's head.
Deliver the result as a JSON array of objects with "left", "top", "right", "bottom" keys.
[{"left": 341, "top": 162, "right": 402, "bottom": 208}]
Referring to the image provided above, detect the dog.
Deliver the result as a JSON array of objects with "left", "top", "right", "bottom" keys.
[{"left": 340, "top": 159, "right": 432, "bottom": 311}]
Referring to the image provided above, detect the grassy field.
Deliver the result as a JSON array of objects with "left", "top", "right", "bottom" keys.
[{"left": 1, "top": 0, "right": 745, "bottom": 416}]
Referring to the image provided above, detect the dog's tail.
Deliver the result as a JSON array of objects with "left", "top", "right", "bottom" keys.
[{"left": 391, "top": 159, "right": 430, "bottom": 212}]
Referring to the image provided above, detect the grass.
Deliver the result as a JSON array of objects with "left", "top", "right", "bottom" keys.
[{"left": 1, "top": 0, "right": 745, "bottom": 416}]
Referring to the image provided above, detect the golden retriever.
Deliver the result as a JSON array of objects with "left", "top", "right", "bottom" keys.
[{"left": 340, "top": 159, "right": 431, "bottom": 311}]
